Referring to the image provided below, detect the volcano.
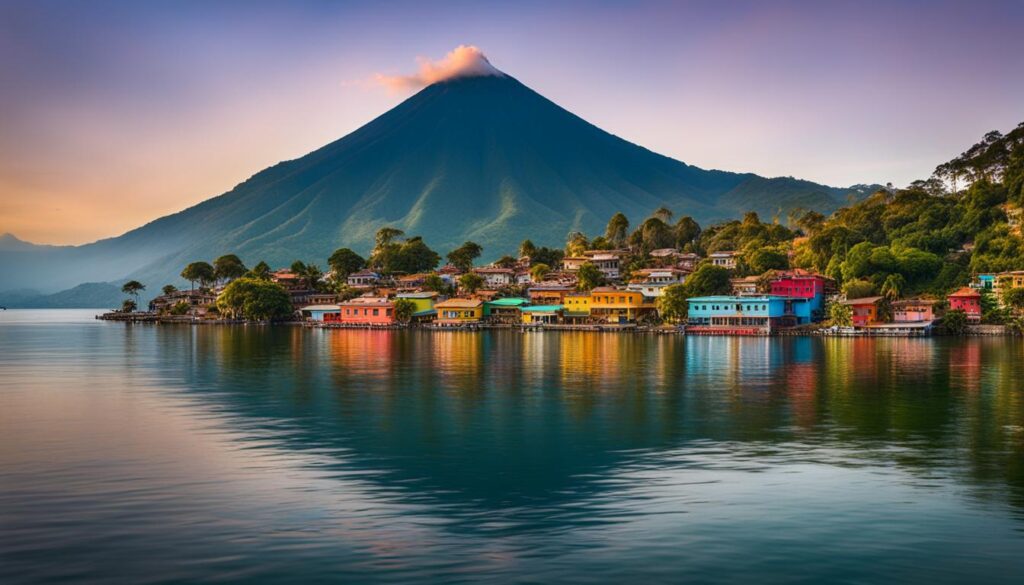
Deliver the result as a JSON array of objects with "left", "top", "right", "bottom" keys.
[{"left": 1, "top": 70, "right": 873, "bottom": 297}]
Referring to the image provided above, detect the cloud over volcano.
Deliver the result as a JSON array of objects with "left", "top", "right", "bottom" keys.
[{"left": 374, "top": 45, "right": 503, "bottom": 92}]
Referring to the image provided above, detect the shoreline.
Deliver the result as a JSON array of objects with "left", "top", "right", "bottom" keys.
[{"left": 94, "top": 312, "right": 1016, "bottom": 337}]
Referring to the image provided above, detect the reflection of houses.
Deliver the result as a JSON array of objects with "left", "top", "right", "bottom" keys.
[
  {"left": 839, "top": 296, "right": 886, "bottom": 327},
  {"left": 947, "top": 287, "right": 982, "bottom": 323},
  {"left": 434, "top": 298, "right": 484, "bottom": 325},
  {"left": 709, "top": 251, "right": 737, "bottom": 269},
  {"left": 325, "top": 297, "right": 396, "bottom": 325},
  {"left": 687, "top": 295, "right": 813, "bottom": 334},
  {"left": 627, "top": 268, "right": 688, "bottom": 297}
]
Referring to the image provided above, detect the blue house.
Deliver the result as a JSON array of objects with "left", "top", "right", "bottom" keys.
[
  {"left": 300, "top": 304, "right": 341, "bottom": 322},
  {"left": 687, "top": 295, "right": 812, "bottom": 333}
]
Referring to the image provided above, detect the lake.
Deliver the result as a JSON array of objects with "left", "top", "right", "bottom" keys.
[{"left": 2, "top": 309, "right": 1023, "bottom": 584}]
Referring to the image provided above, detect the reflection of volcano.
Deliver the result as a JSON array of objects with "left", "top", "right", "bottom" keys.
[{"left": 149, "top": 327, "right": 1024, "bottom": 517}]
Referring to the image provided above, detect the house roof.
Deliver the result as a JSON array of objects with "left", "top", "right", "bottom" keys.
[
  {"left": 473, "top": 267, "right": 515, "bottom": 274},
  {"left": 300, "top": 304, "right": 341, "bottom": 311},
  {"left": 892, "top": 298, "right": 939, "bottom": 307},
  {"left": 839, "top": 296, "right": 885, "bottom": 305},
  {"left": 649, "top": 248, "right": 680, "bottom": 257},
  {"left": 688, "top": 295, "right": 794, "bottom": 302},
  {"left": 948, "top": 287, "right": 981, "bottom": 298},
  {"left": 522, "top": 305, "right": 564, "bottom": 312},
  {"left": 435, "top": 298, "right": 483, "bottom": 308},
  {"left": 339, "top": 297, "right": 392, "bottom": 306},
  {"left": 397, "top": 291, "right": 438, "bottom": 299},
  {"left": 485, "top": 297, "right": 530, "bottom": 306}
]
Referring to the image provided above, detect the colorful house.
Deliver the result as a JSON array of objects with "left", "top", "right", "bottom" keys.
[
  {"left": 892, "top": 299, "right": 941, "bottom": 323},
  {"left": 769, "top": 272, "right": 830, "bottom": 319},
  {"left": 434, "top": 298, "right": 484, "bottom": 325},
  {"left": 588, "top": 287, "right": 655, "bottom": 324},
  {"left": 627, "top": 268, "right": 688, "bottom": 297},
  {"left": 528, "top": 284, "right": 575, "bottom": 305},
  {"left": 300, "top": 304, "right": 342, "bottom": 322},
  {"left": 472, "top": 267, "right": 515, "bottom": 288},
  {"left": 325, "top": 297, "right": 396, "bottom": 325},
  {"left": 396, "top": 291, "right": 438, "bottom": 321},
  {"left": 730, "top": 276, "right": 761, "bottom": 296},
  {"left": 947, "top": 287, "right": 982, "bottom": 323},
  {"left": 563, "top": 292, "right": 591, "bottom": 324},
  {"left": 521, "top": 305, "right": 564, "bottom": 325},
  {"left": 346, "top": 270, "right": 380, "bottom": 288},
  {"left": 839, "top": 296, "right": 887, "bottom": 327},
  {"left": 687, "top": 295, "right": 813, "bottom": 333},
  {"left": 483, "top": 297, "right": 530, "bottom": 323}
]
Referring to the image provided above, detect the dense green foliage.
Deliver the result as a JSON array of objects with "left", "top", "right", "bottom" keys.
[
  {"left": 217, "top": 278, "right": 293, "bottom": 321},
  {"left": 181, "top": 261, "right": 215, "bottom": 290},
  {"left": 213, "top": 254, "right": 247, "bottom": 283},
  {"left": 369, "top": 228, "right": 441, "bottom": 274},
  {"left": 327, "top": 248, "right": 365, "bottom": 278}
]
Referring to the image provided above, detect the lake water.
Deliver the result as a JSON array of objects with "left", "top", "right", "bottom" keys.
[{"left": 2, "top": 309, "right": 1023, "bottom": 584}]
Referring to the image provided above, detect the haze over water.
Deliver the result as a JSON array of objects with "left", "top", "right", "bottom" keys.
[{"left": 2, "top": 310, "right": 1023, "bottom": 583}]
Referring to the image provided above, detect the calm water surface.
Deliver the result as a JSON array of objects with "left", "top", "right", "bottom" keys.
[{"left": 2, "top": 309, "right": 1023, "bottom": 584}]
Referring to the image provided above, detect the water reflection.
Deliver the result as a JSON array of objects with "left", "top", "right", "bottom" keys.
[{"left": 2, "top": 311, "right": 1024, "bottom": 583}]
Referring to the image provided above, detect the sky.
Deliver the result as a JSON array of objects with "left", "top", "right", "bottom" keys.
[{"left": 1, "top": 0, "right": 1022, "bottom": 245}]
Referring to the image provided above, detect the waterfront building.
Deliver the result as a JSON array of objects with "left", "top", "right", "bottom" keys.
[
  {"left": 325, "top": 297, "right": 396, "bottom": 325},
  {"left": 947, "top": 287, "right": 982, "bottom": 323},
  {"left": 563, "top": 291, "right": 592, "bottom": 324},
  {"left": 483, "top": 297, "right": 530, "bottom": 323},
  {"left": 300, "top": 304, "right": 342, "bottom": 322},
  {"left": 839, "top": 296, "right": 887, "bottom": 327},
  {"left": 396, "top": 291, "right": 438, "bottom": 321},
  {"left": 627, "top": 268, "right": 688, "bottom": 298},
  {"left": 148, "top": 289, "right": 217, "bottom": 314},
  {"left": 709, "top": 251, "right": 738, "bottom": 269},
  {"left": 589, "top": 287, "right": 655, "bottom": 324},
  {"left": 892, "top": 299, "right": 942, "bottom": 323},
  {"left": 521, "top": 305, "right": 564, "bottom": 325},
  {"left": 769, "top": 272, "right": 831, "bottom": 319},
  {"left": 434, "top": 298, "right": 484, "bottom": 325},
  {"left": 686, "top": 295, "right": 813, "bottom": 333}
]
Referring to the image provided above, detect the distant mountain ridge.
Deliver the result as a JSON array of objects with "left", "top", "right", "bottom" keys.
[{"left": 1, "top": 73, "right": 876, "bottom": 296}]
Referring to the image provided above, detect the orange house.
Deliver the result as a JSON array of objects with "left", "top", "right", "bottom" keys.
[
  {"left": 839, "top": 296, "right": 886, "bottom": 327},
  {"left": 325, "top": 297, "right": 396, "bottom": 325}
]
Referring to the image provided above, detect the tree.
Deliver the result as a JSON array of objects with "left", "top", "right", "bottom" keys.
[
  {"left": 653, "top": 206, "right": 674, "bottom": 223},
  {"left": 248, "top": 261, "right": 272, "bottom": 280},
  {"left": 632, "top": 217, "right": 674, "bottom": 252},
  {"left": 217, "top": 278, "right": 293, "bottom": 321},
  {"left": 530, "top": 263, "right": 551, "bottom": 282},
  {"left": 290, "top": 261, "right": 324, "bottom": 291},
  {"left": 674, "top": 216, "right": 701, "bottom": 247},
  {"left": 566, "top": 231, "right": 590, "bottom": 256},
  {"left": 121, "top": 299, "right": 137, "bottom": 313},
  {"left": 494, "top": 255, "right": 518, "bottom": 268},
  {"left": 682, "top": 264, "right": 732, "bottom": 297},
  {"left": 745, "top": 248, "right": 788, "bottom": 274},
  {"left": 828, "top": 302, "right": 853, "bottom": 327},
  {"left": 373, "top": 227, "right": 405, "bottom": 256},
  {"left": 423, "top": 273, "right": 448, "bottom": 293},
  {"left": 880, "top": 273, "right": 906, "bottom": 301},
  {"left": 605, "top": 212, "right": 630, "bottom": 247},
  {"left": 393, "top": 298, "right": 416, "bottom": 323},
  {"left": 161, "top": 284, "right": 178, "bottom": 296},
  {"left": 181, "top": 261, "right": 215, "bottom": 290},
  {"left": 842, "top": 279, "right": 876, "bottom": 300},
  {"left": 943, "top": 309, "right": 968, "bottom": 335},
  {"left": 657, "top": 283, "right": 689, "bottom": 323},
  {"left": 446, "top": 241, "right": 484, "bottom": 272},
  {"left": 518, "top": 239, "right": 537, "bottom": 259},
  {"left": 328, "top": 248, "right": 366, "bottom": 279},
  {"left": 371, "top": 235, "right": 441, "bottom": 274},
  {"left": 576, "top": 262, "right": 604, "bottom": 291},
  {"left": 121, "top": 280, "right": 145, "bottom": 308},
  {"left": 1002, "top": 287, "right": 1024, "bottom": 314},
  {"left": 458, "top": 272, "right": 484, "bottom": 294},
  {"left": 213, "top": 254, "right": 247, "bottom": 283}
]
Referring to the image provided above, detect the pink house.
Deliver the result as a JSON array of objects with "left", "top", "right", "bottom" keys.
[
  {"left": 325, "top": 297, "right": 396, "bottom": 325},
  {"left": 947, "top": 287, "right": 982, "bottom": 323},
  {"left": 892, "top": 299, "right": 941, "bottom": 322}
]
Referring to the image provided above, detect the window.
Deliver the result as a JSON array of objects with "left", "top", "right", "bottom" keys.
[{"left": 373, "top": 309, "right": 379, "bottom": 316}]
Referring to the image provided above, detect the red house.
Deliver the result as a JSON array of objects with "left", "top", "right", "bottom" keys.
[
  {"left": 947, "top": 287, "right": 982, "bottom": 323},
  {"left": 769, "top": 272, "right": 831, "bottom": 299}
]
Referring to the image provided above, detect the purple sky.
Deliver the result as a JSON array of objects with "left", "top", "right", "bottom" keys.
[{"left": 2, "top": 0, "right": 1022, "bottom": 245}]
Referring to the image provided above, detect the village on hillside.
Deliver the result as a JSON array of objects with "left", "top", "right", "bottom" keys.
[{"left": 103, "top": 192, "right": 1024, "bottom": 337}]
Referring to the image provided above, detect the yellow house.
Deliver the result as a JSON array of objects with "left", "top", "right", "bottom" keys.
[
  {"left": 521, "top": 305, "right": 564, "bottom": 325},
  {"left": 588, "top": 287, "right": 654, "bottom": 323},
  {"left": 563, "top": 292, "right": 591, "bottom": 319},
  {"left": 434, "top": 298, "right": 484, "bottom": 325}
]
